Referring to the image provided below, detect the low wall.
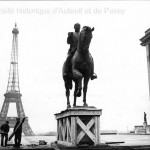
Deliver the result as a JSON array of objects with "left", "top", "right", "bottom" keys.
[
  {"left": 135, "top": 125, "right": 150, "bottom": 134},
  {"left": 146, "top": 125, "right": 150, "bottom": 134}
]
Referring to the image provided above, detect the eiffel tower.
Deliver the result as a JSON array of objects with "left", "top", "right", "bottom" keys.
[{"left": 0, "top": 23, "right": 34, "bottom": 136}]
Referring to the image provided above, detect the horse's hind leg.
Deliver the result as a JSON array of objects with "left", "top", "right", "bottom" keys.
[
  {"left": 83, "top": 78, "right": 89, "bottom": 107},
  {"left": 64, "top": 77, "right": 72, "bottom": 108},
  {"left": 73, "top": 82, "right": 78, "bottom": 107},
  {"left": 66, "top": 89, "right": 71, "bottom": 108}
]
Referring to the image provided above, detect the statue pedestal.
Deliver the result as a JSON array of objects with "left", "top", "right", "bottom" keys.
[
  {"left": 55, "top": 106, "right": 102, "bottom": 147},
  {"left": 143, "top": 121, "right": 147, "bottom": 129}
]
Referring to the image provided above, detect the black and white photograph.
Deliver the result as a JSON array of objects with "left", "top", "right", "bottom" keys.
[{"left": 0, "top": 0, "right": 150, "bottom": 149}]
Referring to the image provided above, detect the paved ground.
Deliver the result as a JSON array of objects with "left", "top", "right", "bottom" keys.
[
  {"left": 101, "top": 134, "right": 150, "bottom": 146},
  {"left": 0, "top": 134, "right": 150, "bottom": 149}
]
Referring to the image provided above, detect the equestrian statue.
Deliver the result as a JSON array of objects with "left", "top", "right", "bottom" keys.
[{"left": 63, "top": 23, "right": 97, "bottom": 108}]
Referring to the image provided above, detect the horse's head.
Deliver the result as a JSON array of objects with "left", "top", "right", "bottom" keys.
[{"left": 79, "top": 26, "right": 94, "bottom": 50}]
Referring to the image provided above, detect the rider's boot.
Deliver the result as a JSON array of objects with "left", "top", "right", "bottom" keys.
[
  {"left": 91, "top": 57, "right": 97, "bottom": 80},
  {"left": 91, "top": 73, "right": 97, "bottom": 80}
]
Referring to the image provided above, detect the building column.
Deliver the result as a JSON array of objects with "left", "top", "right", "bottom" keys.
[{"left": 140, "top": 29, "right": 150, "bottom": 99}]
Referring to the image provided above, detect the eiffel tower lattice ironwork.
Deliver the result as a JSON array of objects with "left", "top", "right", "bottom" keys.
[{"left": 0, "top": 23, "right": 34, "bottom": 136}]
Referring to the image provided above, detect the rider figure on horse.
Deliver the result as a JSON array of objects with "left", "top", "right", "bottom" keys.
[{"left": 64, "top": 23, "right": 97, "bottom": 80}]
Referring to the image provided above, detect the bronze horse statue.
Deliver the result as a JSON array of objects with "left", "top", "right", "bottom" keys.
[{"left": 63, "top": 26, "right": 95, "bottom": 108}]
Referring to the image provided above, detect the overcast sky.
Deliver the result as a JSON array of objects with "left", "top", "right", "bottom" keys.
[{"left": 0, "top": 1, "right": 150, "bottom": 134}]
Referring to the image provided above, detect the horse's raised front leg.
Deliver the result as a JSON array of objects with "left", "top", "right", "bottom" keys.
[
  {"left": 72, "top": 69, "right": 83, "bottom": 97},
  {"left": 83, "top": 78, "right": 89, "bottom": 107}
]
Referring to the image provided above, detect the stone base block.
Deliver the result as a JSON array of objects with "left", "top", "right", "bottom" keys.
[{"left": 55, "top": 106, "right": 102, "bottom": 146}]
